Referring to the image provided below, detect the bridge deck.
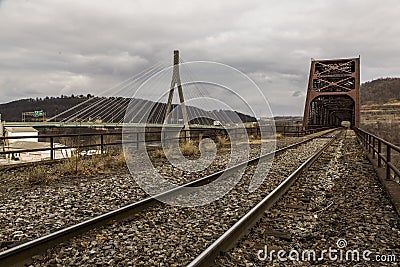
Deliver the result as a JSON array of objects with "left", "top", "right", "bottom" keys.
[{"left": 3, "top": 122, "right": 226, "bottom": 129}]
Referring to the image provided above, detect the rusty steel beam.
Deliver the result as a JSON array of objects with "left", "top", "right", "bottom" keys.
[{"left": 303, "top": 57, "right": 360, "bottom": 129}]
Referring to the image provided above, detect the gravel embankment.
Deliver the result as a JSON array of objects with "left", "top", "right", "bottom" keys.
[
  {"left": 29, "top": 137, "right": 330, "bottom": 266},
  {"left": 215, "top": 130, "right": 400, "bottom": 266},
  {"left": 0, "top": 137, "right": 304, "bottom": 249},
  {"left": 0, "top": 147, "right": 245, "bottom": 248}
]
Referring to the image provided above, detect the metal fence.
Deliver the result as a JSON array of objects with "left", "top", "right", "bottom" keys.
[
  {"left": 355, "top": 127, "right": 400, "bottom": 182},
  {"left": 0, "top": 125, "right": 332, "bottom": 163},
  {"left": 0, "top": 128, "right": 231, "bottom": 161},
  {"left": 0, "top": 131, "right": 122, "bottom": 161},
  {"left": 274, "top": 125, "right": 333, "bottom": 136}
]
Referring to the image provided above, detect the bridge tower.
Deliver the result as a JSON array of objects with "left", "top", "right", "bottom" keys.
[
  {"left": 164, "top": 50, "right": 190, "bottom": 132},
  {"left": 302, "top": 57, "right": 360, "bottom": 129}
]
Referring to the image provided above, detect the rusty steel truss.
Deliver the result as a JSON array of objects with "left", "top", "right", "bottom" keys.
[{"left": 302, "top": 57, "right": 360, "bottom": 129}]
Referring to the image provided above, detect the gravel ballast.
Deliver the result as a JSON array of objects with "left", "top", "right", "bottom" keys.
[
  {"left": 215, "top": 130, "right": 400, "bottom": 266},
  {"left": 27, "top": 137, "right": 331, "bottom": 266},
  {"left": 0, "top": 136, "right": 304, "bottom": 250}
]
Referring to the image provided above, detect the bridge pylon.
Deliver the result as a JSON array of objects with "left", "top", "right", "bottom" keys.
[
  {"left": 164, "top": 50, "right": 190, "bottom": 133},
  {"left": 302, "top": 57, "right": 360, "bottom": 129}
]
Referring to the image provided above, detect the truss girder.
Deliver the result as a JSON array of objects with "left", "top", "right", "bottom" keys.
[{"left": 303, "top": 57, "right": 360, "bottom": 129}]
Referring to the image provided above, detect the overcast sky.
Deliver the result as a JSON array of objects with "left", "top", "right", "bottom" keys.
[{"left": 0, "top": 0, "right": 399, "bottom": 116}]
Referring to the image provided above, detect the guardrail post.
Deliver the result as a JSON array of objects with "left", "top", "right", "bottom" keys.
[
  {"left": 386, "top": 146, "right": 391, "bottom": 180},
  {"left": 100, "top": 134, "right": 104, "bottom": 154},
  {"left": 378, "top": 140, "right": 382, "bottom": 168},
  {"left": 368, "top": 135, "right": 371, "bottom": 154},
  {"left": 364, "top": 132, "right": 367, "bottom": 148},
  {"left": 50, "top": 136, "right": 54, "bottom": 160},
  {"left": 136, "top": 132, "right": 139, "bottom": 149},
  {"left": 372, "top": 136, "right": 375, "bottom": 159}
]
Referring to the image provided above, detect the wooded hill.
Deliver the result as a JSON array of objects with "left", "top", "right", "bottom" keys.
[
  {"left": 0, "top": 95, "right": 91, "bottom": 122},
  {"left": 360, "top": 77, "right": 400, "bottom": 145},
  {"left": 361, "top": 77, "right": 400, "bottom": 104}
]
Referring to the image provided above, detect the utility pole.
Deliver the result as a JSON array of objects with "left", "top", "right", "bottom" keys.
[{"left": 164, "top": 50, "right": 190, "bottom": 135}]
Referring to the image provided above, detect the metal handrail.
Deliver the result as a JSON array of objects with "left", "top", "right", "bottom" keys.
[
  {"left": 0, "top": 128, "right": 247, "bottom": 159},
  {"left": 0, "top": 126, "right": 334, "bottom": 162},
  {"left": 354, "top": 127, "right": 400, "bottom": 181}
]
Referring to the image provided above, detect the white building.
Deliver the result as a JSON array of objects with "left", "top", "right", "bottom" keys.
[
  {"left": 6, "top": 141, "right": 73, "bottom": 161},
  {"left": 5, "top": 127, "right": 39, "bottom": 143},
  {"left": 3, "top": 127, "right": 73, "bottom": 162}
]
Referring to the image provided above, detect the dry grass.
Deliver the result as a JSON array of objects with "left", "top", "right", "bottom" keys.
[
  {"left": 113, "top": 151, "right": 127, "bottom": 167},
  {"left": 154, "top": 148, "right": 166, "bottom": 158},
  {"left": 361, "top": 116, "right": 400, "bottom": 145},
  {"left": 26, "top": 150, "right": 127, "bottom": 184},
  {"left": 60, "top": 155, "right": 82, "bottom": 176},
  {"left": 153, "top": 138, "right": 220, "bottom": 158},
  {"left": 87, "top": 150, "right": 126, "bottom": 172},
  {"left": 216, "top": 135, "right": 229, "bottom": 148},
  {"left": 27, "top": 164, "right": 50, "bottom": 184},
  {"left": 179, "top": 139, "right": 199, "bottom": 156},
  {"left": 361, "top": 98, "right": 400, "bottom": 145},
  {"left": 153, "top": 141, "right": 201, "bottom": 159}
]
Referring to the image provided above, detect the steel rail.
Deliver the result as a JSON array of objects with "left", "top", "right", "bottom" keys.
[
  {"left": 188, "top": 131, "right": 340, "bottom": 267},
  {"left": 0, "top": 128, "right": 338, "bottom": 267}
]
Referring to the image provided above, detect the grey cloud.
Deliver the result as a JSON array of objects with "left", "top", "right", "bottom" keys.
[
  {"left": 292, "top": 91, "right": 303, "bottom": 97},
  {"left": 0, "top": 0, "right": 399, "bottom": 116}
]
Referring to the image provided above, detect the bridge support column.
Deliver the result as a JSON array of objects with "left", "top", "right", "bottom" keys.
[{"left": 164, "top": 50, "right": 190, "bottom": 138}]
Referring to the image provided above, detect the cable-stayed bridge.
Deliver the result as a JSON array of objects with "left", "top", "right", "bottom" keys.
[{"left": 4, "top": 50, "right": 259, "bottom": 130}]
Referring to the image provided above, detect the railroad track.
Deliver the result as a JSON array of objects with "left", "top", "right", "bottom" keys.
[
  {"left": 0, "top": 128, "right": 340, "bottom": 266},
  {"left": 1, "top": 136, "right": 307, "bottom": 243},
  {"left": 188, "top": 130, "right": 339, "bottom": 266},
  {"left": 211, "top": 130, "right": 400, "bottom": 266}
]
